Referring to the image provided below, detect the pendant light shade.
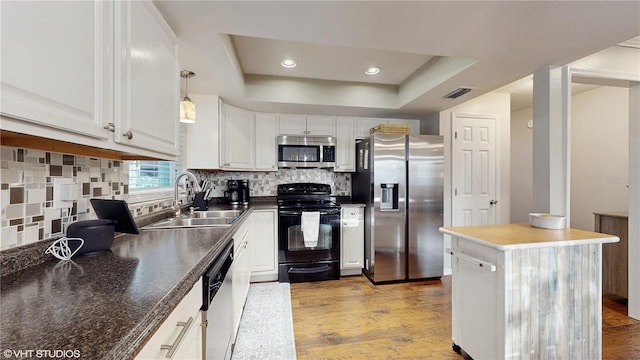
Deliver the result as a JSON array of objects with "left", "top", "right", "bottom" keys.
[{"left": 179, "top": 70, "right": 196, "bottom": 124}]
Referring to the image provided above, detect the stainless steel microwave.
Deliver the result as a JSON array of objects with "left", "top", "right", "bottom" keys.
[{"left": 277, "top": 135, "right": 336, "bottom": 168}]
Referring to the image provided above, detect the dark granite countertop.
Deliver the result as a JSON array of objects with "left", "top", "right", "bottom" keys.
[{"left": 0, "top": 208, "right": 261, "bottom": 360}]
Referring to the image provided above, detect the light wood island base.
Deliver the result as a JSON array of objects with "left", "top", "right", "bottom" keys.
[{"left": 440, "top": 223, "right": 619, "bottom": 360}]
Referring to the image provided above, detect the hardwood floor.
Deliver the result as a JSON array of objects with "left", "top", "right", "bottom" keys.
[{"left": 290, "top": 275, "right": 640, "bottom": 360}]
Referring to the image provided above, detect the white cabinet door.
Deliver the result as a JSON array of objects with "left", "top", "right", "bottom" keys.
[
  {"left": 114, "top": 0, "right": 179, "bottom": 158},
  {"left": 0, "top": 1, "right": 111, "bottom": 140},
  {"left": 335, "top": 117, "right": 356, "bottom": 172},
  {"left": 278, "top": 114, "right": 335, "bottom": 136},
  {"left": 135, "top": 279, "right": 203, "bottom": 360},
  {"left": 250, "top": 209, "right": 279, "bottom": 282},
  {"left": 278, "top": 114, "right": 307, "bottom": 135},
  {"left": 306, "top": 115, "right": 336, "bottom": 136},
  {"left": 184, "top": 95, "right": 220, "bottom": 169},
  {"left": 220, "top": 103, "right": 255, "bottom": 170},
  {"left": 341, "top": 206, "right": 364, "bottom": 275},
  {"left": 255, "top": 113, "right": 278, "bottom": 171},
  {"left": 355, "top": 118, "right": 385, "bottom": 139}
]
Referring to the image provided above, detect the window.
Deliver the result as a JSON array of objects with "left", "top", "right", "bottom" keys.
[
  {"left": 128, "top": 160, "right": 177, "bottom": 189},
  {"left": 127, "top": 125, "right": 185, "bottom": 203}
]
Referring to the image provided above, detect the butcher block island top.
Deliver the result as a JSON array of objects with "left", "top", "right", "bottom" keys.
[
  {"left": 440, "top": 223, "right": 620, "bottom": 360},
  {"left": 440, "top": 223, "right": 619, "bottom": 250}
]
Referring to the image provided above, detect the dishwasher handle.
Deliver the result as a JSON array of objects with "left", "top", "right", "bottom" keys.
[{"left": 447, "top": 248, "right": 497, "bottom": 272}]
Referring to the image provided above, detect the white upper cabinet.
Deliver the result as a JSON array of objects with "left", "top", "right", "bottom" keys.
[
  {"left": 355, "top": 118, "right": 384, "bottom": 139},
  {"left": 0, "top": 1, "right": 179, "bottom": 160},
  {"left": 220, "top": 102, "right": 255, "bottom": 170},
  {"left": 335, "top": 117, "right": 356, "bottom": 172},
  {"left": 0, "top": 1, "right": 112, "bottom": 140},
  {"left": 255, "top": 113, "right": 278, "bottom": 171},
  {"left": 184, "top": 95, "right": 220, "bottom": 170},
  {"left": 306, "top": 115, "right": 336, "bottom": 135},
  {"left": 114, "top": 1, "right": 179, "bottom": 157},
  {"left": 278, "top": 114, "right": 335, "bottom": 136}
]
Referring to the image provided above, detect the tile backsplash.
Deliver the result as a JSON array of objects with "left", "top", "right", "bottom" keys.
[
  {"left": 193, "top": 168, "right": 351, "bottom": 197},
  {"left": 0, "top": 146, "right": 129, "bottom": 250},
  {"left": 1, "top": 144, "right": 352, "bottom": 251}
]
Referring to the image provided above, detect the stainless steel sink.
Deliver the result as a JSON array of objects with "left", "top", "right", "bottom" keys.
[
  {"left": 143, "top": 210, "right": 244, "bottom": 230},
  {"left": 191, "top": 210, "right": 244, "bottom": 219}
]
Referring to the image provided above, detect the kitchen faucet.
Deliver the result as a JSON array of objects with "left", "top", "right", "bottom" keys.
[{"left": 173, "top": 171, "right": 202, "bottom": 216}]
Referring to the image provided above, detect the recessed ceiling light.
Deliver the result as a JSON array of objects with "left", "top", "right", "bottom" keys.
[
  {"left": 365, "top": 66, "right": 380, "bottom": 75},
  {"left": 281, "top": 58, "right": 297, "bottom": 68}
]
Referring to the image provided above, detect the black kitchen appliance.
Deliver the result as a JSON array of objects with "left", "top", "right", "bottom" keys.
[
  {"left": 66, "top": 219, "right": 115, "bottom": 255},
  {"left": 239, "top": 179, "right": 250, "bottom": 205},
  {"left": 225, "top": 180, "right": 240, "bottom": 205},
  {"left": 201, "top": 241, "right": 234, "bottom": 359},
  {"left": 66, "top": 199, "right": 139, "bottom": 255},
  {"left": 277, "top": 183, "right": 341, "bottom": 282}
]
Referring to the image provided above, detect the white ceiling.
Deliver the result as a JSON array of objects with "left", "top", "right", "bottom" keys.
[{"left": 154, "top": 1, "right": 640, "bottom": 119}]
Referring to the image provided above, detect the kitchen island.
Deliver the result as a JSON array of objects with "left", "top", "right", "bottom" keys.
[{"left": 440, "top": 223, "right": 619, "bottom": 360}]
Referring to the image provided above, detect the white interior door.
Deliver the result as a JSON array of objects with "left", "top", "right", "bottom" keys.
[{"left": 452, "top": 114, "right": 498, "bottom": 226}]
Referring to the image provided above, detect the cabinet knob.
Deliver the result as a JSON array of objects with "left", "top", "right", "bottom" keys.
[
  {"left": 489, "top": 199, "right": 498, "bottom": 205},
  {"left": 103, "top": 123, "right": 115, "bottom": 132},
  {"left": 122, "top": 130, "right": 133, "bottom": 140}
]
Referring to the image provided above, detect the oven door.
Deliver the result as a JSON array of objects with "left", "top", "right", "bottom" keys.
[{"left": 278, "top": 207, "right": 340, "bottom": 263}]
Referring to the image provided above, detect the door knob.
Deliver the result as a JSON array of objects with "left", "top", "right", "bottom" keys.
[{"left": 490, "top": 199, "right": 498, "bottom": 205}]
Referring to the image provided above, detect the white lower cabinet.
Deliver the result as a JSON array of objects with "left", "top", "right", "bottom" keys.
[
  {"left": 231, "top": 222, "right": 251, "bottom": 344},
  {"left": 135, "top": 279, "right": 203, "bottom": 360},
  {"left": 250, "top": 209, "right": 279, "bottom": 282},
  {"left": 340, "top": 205, "right": 364, "bottom": 276}
]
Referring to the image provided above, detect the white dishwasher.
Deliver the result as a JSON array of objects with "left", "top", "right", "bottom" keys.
[{"left": 340, "top": 205, "right": 365, "bottom": 276}]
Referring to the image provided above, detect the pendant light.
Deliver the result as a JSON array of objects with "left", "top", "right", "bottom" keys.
[{"left": 179, "top": 70, "right": 196, "bottom": 124}]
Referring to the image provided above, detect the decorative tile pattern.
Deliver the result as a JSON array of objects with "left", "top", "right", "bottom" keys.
[
  {"left": 232, "top": 282, "right": 296, "bottom": 360},
  {"left": 194, "top": 168, "right": 351, "bottom": 198},
  {"left": 0, "top": 146, "right": 126, "bottom": 250}
]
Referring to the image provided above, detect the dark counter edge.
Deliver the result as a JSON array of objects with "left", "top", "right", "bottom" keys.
[
  {"left": 0, "top": 202, "right": 277, "bottom": 360},
  {"left": 105, "top": 220, "right": 239, "bottom": 360}
]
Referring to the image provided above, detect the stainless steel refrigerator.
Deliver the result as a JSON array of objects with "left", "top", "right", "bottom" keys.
[{"left": 352, "top": 134, "right": 444, "bottom": 283}]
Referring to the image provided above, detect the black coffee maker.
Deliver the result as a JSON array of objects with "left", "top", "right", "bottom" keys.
[
  {"left": 239, "top": 180, "right": 250, "bottom": 205},
  {"left": 225, "top": 180, "right": 240, "bottom": 205}
]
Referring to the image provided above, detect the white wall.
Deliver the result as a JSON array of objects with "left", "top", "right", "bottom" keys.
[
  {"left": 571, "top": 86, "right": 629, "bottom": 231},
  {"left": 439, "top": 92, "right": 511, "bottom": 274},
  {"left": 510, "top": 86, "right": 629, "bottom": 230},
  {"left": 510, "top": 107, "right": 534, "bottom": 223}
]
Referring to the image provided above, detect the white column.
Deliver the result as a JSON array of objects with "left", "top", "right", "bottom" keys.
[
  {"left": 532, "top": 66, "right": 571, "bottom": 225},
  {"left": 629, "top": 84, "right": 640, "bottom": 320}
]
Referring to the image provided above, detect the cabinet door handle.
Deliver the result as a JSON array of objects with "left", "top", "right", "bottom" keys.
[
  {"left": 103, "top": 123, "right": 115, "bottom": 132},
  {"left": 122, "top": 130, "right": 133, "bottom": 140},
  {"left": 160, "top": 316, "right": 194, "bottom": 358},
  {"left": 447, "top": 248, "right": 496, "bottom": 272}
]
